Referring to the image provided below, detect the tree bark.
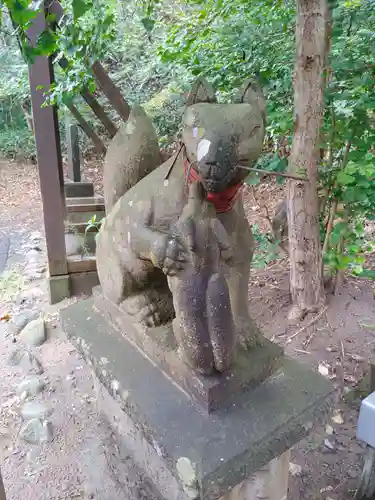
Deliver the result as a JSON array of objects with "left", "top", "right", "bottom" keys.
[{"left": 287, "top": 0, "right": 328, "bottom": 321}]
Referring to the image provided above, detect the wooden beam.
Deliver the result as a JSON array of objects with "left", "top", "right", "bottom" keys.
[
  {"left": 81, "top": 90, "right": 118, "bottom": 138},
  {"left": 67, "top": 256, "right": 97, "bottom": 274},
  {"left": 58, "top": 55, "right": 117, "bottom": 137},
  {"left": 66, "top": 202, "right": 105, "bottom": 212},
  {"left": 66, "top": 123, "right": 81, "bottom": 182},
  {"left": 27, "top": 6, "right": 67, "bottom": 277},
  {"left": 92, "top": 61, "right": 131, "bottom": 122},
  {"left": 65, "top": 102, "right": 106, "bottom": 155}
]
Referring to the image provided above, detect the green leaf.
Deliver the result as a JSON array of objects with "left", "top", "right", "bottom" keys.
[
  {"left": 337, "top": 172, "right": 355, "bottom": 185},
  {"left": 141, "top": 18, "right": 155, "bottom": 33},
  {"left": 72, "top": 0, "right": 92, "bottom": 21}
]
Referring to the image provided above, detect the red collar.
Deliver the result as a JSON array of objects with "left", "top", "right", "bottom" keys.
[{"left": 184, "top": 157, "right": 243, "bottom": 213}]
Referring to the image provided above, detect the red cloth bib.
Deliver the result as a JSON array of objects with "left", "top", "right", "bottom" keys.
[{"left": 184, "top": 158, "right": 243, "bottom": 213}]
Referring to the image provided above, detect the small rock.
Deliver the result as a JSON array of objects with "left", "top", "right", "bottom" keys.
[
  {"left": 8, "top": 349, "right": 43, "bottom": 374},
  {"left": 16, "top": 376, "right": 45, "bottom": 397},
  {"left": 289, "top": 462, "right": 302, "bottom": 476},
  {"left": 20, "top": 419, "right": 53, "bottom": 444},
  {"left": 318, "top": 363, "right": 330, "bottom": 377},
  {"left": 19, "top": 318, "right": 46, "bottom": 347},
  {"left": 26, "top": 249, "right": 41, "bottom": 261},
  {"left": 326, "top": 346, "right": 337, "bottom": 353},
  {"left": 21, "top": 402, "right": 52, "bottom": 420},
  {"left": 325, "top": 424, "right": 334, "bottom": 435},
  {"left": 332, "top": 410, "right": 344, "bottom": 425},
  {"left": 324, "top": 438, "right": 336, "bottom": 451},
  {"left": 5, "top": 311, "right": 38, "bottom": 337},
  {"left": 320, "top": 486, "right": 333, "bottom": 493},
  {"left": 349, "top": 353, "right": 365, "bottom": 362}
]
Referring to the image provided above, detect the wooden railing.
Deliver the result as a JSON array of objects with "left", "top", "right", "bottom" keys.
[{"left": 17, "top": 0, "right": 131, "bottom": 296}]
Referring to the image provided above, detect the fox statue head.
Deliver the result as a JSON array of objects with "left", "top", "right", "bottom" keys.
[{"left": 182, "top": 78, "right": 266, "bottom": 193}]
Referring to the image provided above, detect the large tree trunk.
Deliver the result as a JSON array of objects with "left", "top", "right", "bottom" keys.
[{"left": 287, "top": 0, "right": 328, "bottom": 321}]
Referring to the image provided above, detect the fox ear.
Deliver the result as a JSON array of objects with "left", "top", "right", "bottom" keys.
[
  {"left": 234, "top": 78, "right": 266, "bottom": 122},
  {"left": 186, "top": 78, "right": 217, "bottom": 106}
]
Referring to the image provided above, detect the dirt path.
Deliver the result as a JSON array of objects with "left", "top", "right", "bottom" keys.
[{"left": 0, "top": 160, "right": 375, "bottom": 499}]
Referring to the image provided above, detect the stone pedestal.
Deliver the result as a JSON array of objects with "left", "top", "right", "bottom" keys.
[
  {"left": 221, "top": 451, "right": 290, "bottom": 500},
  {"left": 61, "top": 299, "right": 336, "bottom": 500}
]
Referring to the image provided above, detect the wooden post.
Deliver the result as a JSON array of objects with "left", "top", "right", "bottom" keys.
[
  {"left": 27, "top": 6, "right": 68, "bottom": 278},
  {"left": 286, "top": 0, "right": 328, "bottom": 321},
  {"left": 66, "top": 123, "right": 81, "bottom": 182},
  {"left": 66, "top": 102, "right": 106, "bottom": 155},
  {"left": 0, "top": 469, "right": 6, "bottom": 500}
]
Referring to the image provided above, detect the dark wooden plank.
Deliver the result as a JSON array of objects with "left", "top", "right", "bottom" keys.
[
  {"left": 66, "top": 123, "right": 81, "bottom": 182},
  {"left": 58, "top": 55, "right": 117, "bottom": 137},
  {"left": 27, "top": 7, "right": 67, "bottom": 277},
  {"left": 66, "top": 102, "right": 106, "bottom": 155},
  {"left": 66, "top": 203, "right": 105, "bottom": 213},
  {"left": 81, "top": 90, "right": 118, "bottom": 137},
  {"left": 66, "top": 196, "right": 104, "bottom": 206},
  {"left": 67, "top": 256, "right": 97, "bottom": 273},
  {"left": 92, "top": 61, "right": 130, "bottom": 122}
]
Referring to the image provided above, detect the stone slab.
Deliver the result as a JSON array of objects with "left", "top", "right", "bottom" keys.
[
  {"left": 64, "top": 182, "right": 94, "bottom": 198},
  {"left": 93, "top": 287, "right": 283, "bottom": 412},
  {"left": 61, "top": 298, "right": 337, "bottom": 500}
]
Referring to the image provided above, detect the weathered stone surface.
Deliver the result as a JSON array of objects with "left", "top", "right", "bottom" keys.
[
  {"left": 21, "top": 402, "right": 52, "bottom": 420},
  {"left": 16, "top": 376, "right": 45, "bottom": 397},
  {"left": 96, "top": 79, "right": 266, "bottom": 368},
  {"left": 20, "top": 419, "right": 53, "bottom": 444},
  {"left": 103, "top": 105, "right": 162, "bottom": 213},
  {"left": 48, "top": 275, "right": 70, "bottom": 305},
  {"left": 19, "top": 318, "right": 46, "bottom": 347},
  {"left": 220, "top": 450, "right": 290, "bottom": 500},
  {"left": 61, "top": 299, "right": 337, "bottom": 500},
  {"left": 93, "top": 288, "right": 283, "bottom": 412}
]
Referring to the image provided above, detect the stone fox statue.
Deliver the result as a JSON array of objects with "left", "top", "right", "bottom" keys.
[
  {"left": 168, "top": 180, "right": 236, "bottom": 375},
  {"left": 96, "top": 77, "right": 266, "bottom": 362}
]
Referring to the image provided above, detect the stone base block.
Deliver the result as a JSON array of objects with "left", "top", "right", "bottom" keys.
[
  {"left": 48, "top": 274, "right": 70, "bottom": 304},
  {"left": 64, "top": 182, "right": 94, "bottom": 198},
  {"left": 221, "top": 450, "right": 290, "bottom": 500},
  {"left": 61, "top": 299, "right": 337, "bottom": 500},
  {"left": 48, "top": 272, "right": 99, "bottom": 304},
  {"left": 93, "top": 287, "right": 283, "bottom": 412}
]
